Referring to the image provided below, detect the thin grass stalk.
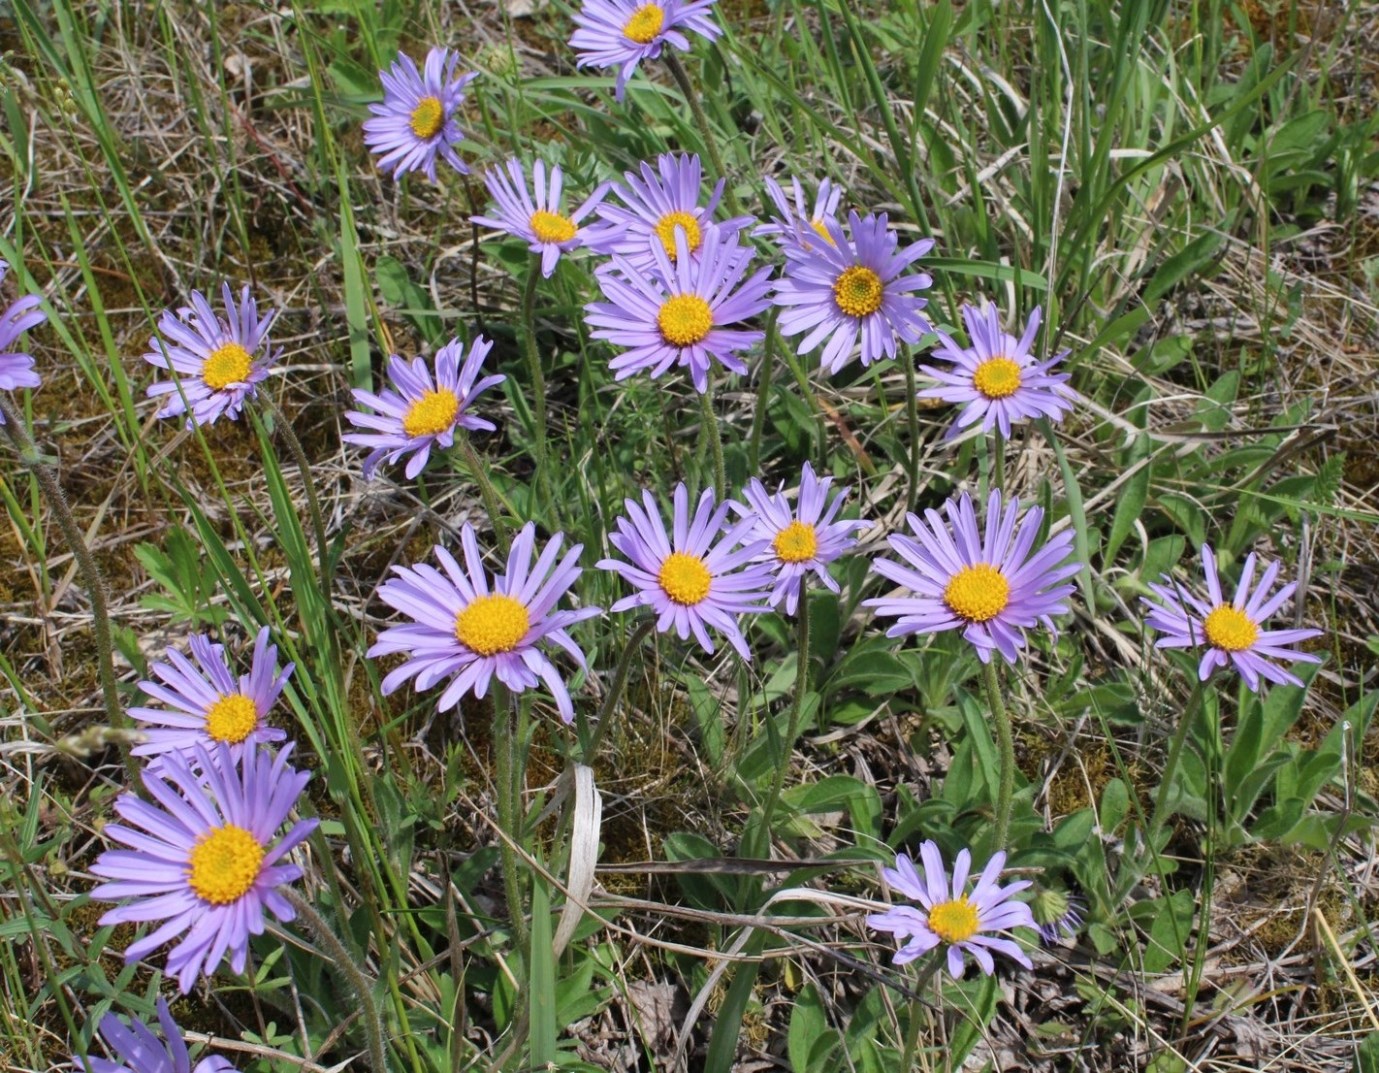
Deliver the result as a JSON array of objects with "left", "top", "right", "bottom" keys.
[
  {"left": 699, "top": 384, "right": 726, "bottom": 501},
  {"left": 518, "top": 261, "right": 558, "bottom": 523},
  {"left": 981, "top": 658, "right": 1015, "bottom": 851},
  {"left": 758, "top": 578, "right": 810, "bottom": 842},
  {"left": 663, "top": 52, "right": 743, "bottom": 216}
]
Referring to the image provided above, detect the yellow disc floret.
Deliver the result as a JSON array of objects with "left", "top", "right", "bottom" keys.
[
  {"left": 402, "top": 388, "right": 461, "bottom": 438},
  {"left": 657, "top": 294, "right": 714, "bottom": 347},
  {"left": 832, "top": 265, "right": 884, "bottom": 318},
  {"left": 944, "top": 563, "right": 1011, "bottom": 623},
  {"left": 1203, "top": 604, "right": 1259, "bottom": 652},
  {"left": 654, "top": 211, "right": 702, "bottom": 260},
  {"left": 187, "top": 824, "right": 264, "bottom": 905},
  {"left": 972, "top": 357, "right": 1023, "bottom": 400},
  {"left": 928, "top": 896, "right": 981, "bottom": 944},
  {"left": 658, "top": 551, "right": 712, "bottom": 606},
  {"left": 202, "top": 342, "right": 253, "bottom": 391},
  {"left": 204, "top": 693, "right": 258, "bottom": 745},
  {"left": 529, "top": 210, "right": 578, "bottom": 244},
  {"left": 410, "top": 96, "right": 445, "bottom": 139},
  {"left": 623, "top": 3, "right": 666, "bottom": 43},
  {"left": 455, "top": 594, "right": 531, "bottom": 656},
  {"left": 773, "top": 521, "right": 818, "bottom": 564}
]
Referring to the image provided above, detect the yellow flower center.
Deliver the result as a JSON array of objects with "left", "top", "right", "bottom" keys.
[
  {"left": 529, "top": 209, "right": 578, "bottom": 244},
  {"left": 202, "top": 342, "right": 253, "bottom": 391},
  {"left": 410, "top": 96, "right": 445, "bottom": 139},
  {"left": 928, "top": 896, "right": 981, "bottom": 944},
  {"left": 454, "top": 593, "right": 530, "bottom": 656},
  {"left": 809, "top": 218, "right": 837, "bottom": 246},
  {"left": 944, "top": 563, "right": 1011, "bottom": 623},
  {"left": 654, "top": 211, "right": 702, "bottom": 260},
  {"left": 832, "top": 265, "right": 884, "bottom": 318},
  {"left": 1203, "top": 604, "right": 1259, "bottom": 652},
  {"left": 772, "top": 521, "right": 818, "bottom": 564},
  {"left": 657, "top": 294, "right": 714, "bottom": 347},
  {"left": 204, "top": 693, "right": 258, "bottom": 745},
  {"left": 402, "top": 388, "right": 461, "bottom": 438},
  {"left": 972, "top": 357, "right": 1023, "bottom": 400},
  {"left": 623, "top": 3, "right": 666, "bottom": 43},
  {"left": 658, "top": 551, "right": 712, "bottom": 606},
  {"left": 187, "top": 824, "right": 264, "bottom": 905}
]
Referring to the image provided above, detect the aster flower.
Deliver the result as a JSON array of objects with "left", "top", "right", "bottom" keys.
[
  {"left": 0, "top": 259, "right": 45, "bottom": 420},
  {"left": 597, "top": 483, "right": 774, "bottom": 660},
  {"left": 734, "top": 462, "right": 869, "bottom": 615},
  {"left": 918, "top": 302, "right": 1077, "bottom": 440},
  {"left": 470, "top": 159, "right": 608, "bottom": 278},
  {"left": 128, "top": 627, "right": 292, "bottom": 769},
  {"left": 865, "top": 489, "right": 1079, "bottom": 665},
  {"left": 570, "top": 0, "right": 721, "bottom": 101},
  {"left": 867, "top": 841, "right": 1036, "bottom": 977},
  {"left": 76, "top": 997, "right": 234, "bottom": 1073},
  {"left": 773, "top": 210, "right": 934, "bottom": 375},
  {"left": 753, "top": 175, "right": 844, "bottom": 251},
  {"left": 144, "top": 283, "right": 278, "bottom": 428},
  {"left": 585, "top": 226, "right": 772, "bottom": 393},
  {"left": 91, "top": 743, "right": 317, "bottom": 993},
  {"left": 1031, "top": 888, "right": 1083, "bottom": 946},
  {"left": 363, "top": 47, "right": 478, "bottom": 181},
  {"left": 580, "top": 153, "right": 754, "bottom": 272},
  {"left": 368, "top": 523, "right": 598, "bottom": 723},
  {"left": 1141, "top": 544, "right": 1323, "bottom": 691},
  {"left": 343, "top": 336, "right": 504, "bottom": 480}
]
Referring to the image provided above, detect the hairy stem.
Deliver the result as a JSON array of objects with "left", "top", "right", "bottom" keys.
[
  {"left": 699, "top": 384, "right": 726, "bottom": 501},
  {"left": 902, "top": 350, "right": 921, "bottom": 514},
  {"left": 459, "top": 435, "right": 511, "bottom": 554},
  {"left": 582, "top": 618, "right": 655, "bottom": 764},
  {"left": 759, "top": 579, "right": 810, "bottom": 842},
  {"left": 518, "top": 262, "right": 557, "bottom": 523},
  {"left": 663, "top": 52, "right": 742, "bottom": 217},
  {"left": 747, "top": 309, "right": 779, "bottom": 473},
  {"left": 492, "top": 681, "right": 530, "bottom": 952},
  {"left": 981, "top": 658, "right": 1015, "bottom": 851}
]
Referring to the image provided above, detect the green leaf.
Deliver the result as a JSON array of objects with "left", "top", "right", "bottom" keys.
[{"left": 528, "top": 881, "right": 557, "bottom": 1067}]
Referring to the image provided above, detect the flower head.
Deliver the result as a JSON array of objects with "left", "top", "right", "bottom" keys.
[
  {"left": 363, "top": 47, "right": 478, "bottom": 181},
  {"left": 0, "top": 260, "right": 45, "bottom": 420},
  {"left": 597, "top": 483, "right": 774, "bottom": 660},
  {"left": 144, "top": 283, "right": 278, "bottom": 428},
  {"left": 918, "top": 303, "right": 1077, "bottom": 440},
  {"left": 865, "top": 489, "right": 1079, "bottom": 664},
  {"left": 580, "top": 153, "right": 754, "bottom": 272},
  {"left": 91, "top": 743, "right": 317, "bottom": 993},
  {"left": 344, "top": 336, "right": 504, "bottom": 480},
  {"left": 470, "top": 159, "right": 608, "bottom": 277},
  {"left": 129, "top": 627, "right": 293, "bottom": 769},
  {"left": 754, "top": 175, "right": 844, "bottom": 252},
  {"left": 77, "top": 997, "right": 234, "bottom": 1073},
  {"left": 867, "top": 841, "right": 1036, "bottom": 977},
  {"left": 368, "top": 523, "right": 598, "bottom": 723},
  {"left": 735, "top": 462, "right": 869, "bottom": 615},
  {"left": 570, "top": 0, "right": 721, "bottom": 101},
  {"left": 585, "top": 226, "right": 772, "bottom": 393},
  {"left": 1031, "top": 887, "right": 1083, "bottom": 946},
  {"left": 1141, "top": 544, "right": 1323, "bottom": 691}
]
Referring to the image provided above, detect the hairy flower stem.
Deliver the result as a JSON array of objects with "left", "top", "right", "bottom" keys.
[
  {"left": 993, "top": 432, "right": 1006, "bottom": 496},
  {"left": 747, "top": 309, "right": 779, "bottom": 473},
  {"left": 285, "top": 889, "right": 392, "bottom": 1073},
  {"left": 1144, "top": 679, "right": 1207, "bottom": 859},
  {"left": 582, "top": 618, "right": 655, "bottom": 764},
  {"left": 981, "top": 658, "right": 1015, "bottom": 851},
  {"left": 259, "top": 396, "right": 332, "bottom": 590},
  {"left": 0, "top": 397, "right": 125, "bottom": 734},
  {"left": 519, "top": 262, "right": 558, "bottom": 525},
  {"left": 898, "top": 954, "right": 943, "bottom": 1071},
  {"left": 459, "top": 435, "right": 511, "bottom": 554},
  {"left": 492, "top": 681, "right": 531, "bottom": 953},
  {"left": 902, "top": 351, "right": 922, "bottom": 514},
  {"left": 699, "top": 385, "right": 726, "bottom": 501},
  {"left": 663, "top": 52, "right": 742, "bottom": 217},
  {"left": 758, "top": 579, "right": 810, "bottom": 844}
]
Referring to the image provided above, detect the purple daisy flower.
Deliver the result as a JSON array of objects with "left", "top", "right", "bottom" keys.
[
  {"left": 144, "top": 283, "right": 278, "bottom": 428},
  {"left": 867, "top": 841, "right": 1036, "bottom": 977},
  {"left": 585, "top": 226, "right": 772, "bottom": 393},
  {"left": 1031, "top": 888, "right": 1083, "bottom": 946},
  {"left": 343, "top": 336, "right": 505, "bottom": 480},
  {"left": 734, "top": 461, "right": 869, "bottom": 616},
  {"left": 0, "top": 259, "right": 45, "bottom": 421},
  {"left": 368, "top": 523, "right": 599, "bottom": 723},
  {"left": 76, "top": 997, "right": 235, "bottom": 1073},
  {"left": 597, "top": 483, "right": 774, "bottom": 660},
  {"left": 570, "top": 0, "right": 721, "bottom": 101},
  {"left": 128, "top": 627, "right": 293, "bottom": 769},
  {"left": 864, "top": 489, "right": 1079, "bottom": 664},
  {"left": 773, "top": 210, "right": 934, "bottom": 375},
  {"left": 918, "top": 302, "right": 1078, "bottom": 440},
  {"left": 580, "top": 153, "right": 755, "bottom": 272},
  {"left": 753, "top": 175, "right": 844, "bottom": 251},
  {"left": 90, "top": 743, "right": 317, "bottom": 993},
  {"left": 470, "top": 159, "right": 609, "bottom": 278},
  {"left": 1141, "top": 544, "right": 1323, "bottom": 691},
  {"left": 363, "top": 47, "right": 478, "bottom": 181}
]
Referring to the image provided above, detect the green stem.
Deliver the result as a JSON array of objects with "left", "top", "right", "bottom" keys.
[
  {"left": 897, "top": 952, "right": 943, "bottom": 1069},
  {"left": 1146, "top": 678, "right": 1207, "bottom": 856},
  {"left": 663, "top": 52, "right": 742, "bottom": 217},
  {"left": 781, "top": 345, "right": 827, "bottom": 465},
  {"left": 0, "top": 397, "right": 125, "bottom": 734},
  {"left": 459, "top": 435, "right": 511, "bottom": 554},
  {"left": 285, "top": 889, "right": 391, "bottom": 1073},
  {"left": 492, "top": 681, "right": 530, "bottom": 952},
  {"left": 259, "top": 395, "right": 331, "bottom": 589},
  {"left": 518, "top": 262, "right": 557, "bottom": 523},
  {"left": 993, "top": 431, "right": 1006, "bottom": 496},
  {"left": 902, "top": 350, "right": 921, "bottom": 514},
  {"left": 759, "top": 579, "right": 810, "bottom": 841},
  {"left": 699, "top": 383, "right": 726, "bottom": 501},
  {"left": 980, "top": 658, "right": 1015, "bottom": 851},
  {"left": 582, "top": 618, "right": 654, "bottom": 764},
  {"left": 747, "top": 309, "right": 779, "bottom": 473}
]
